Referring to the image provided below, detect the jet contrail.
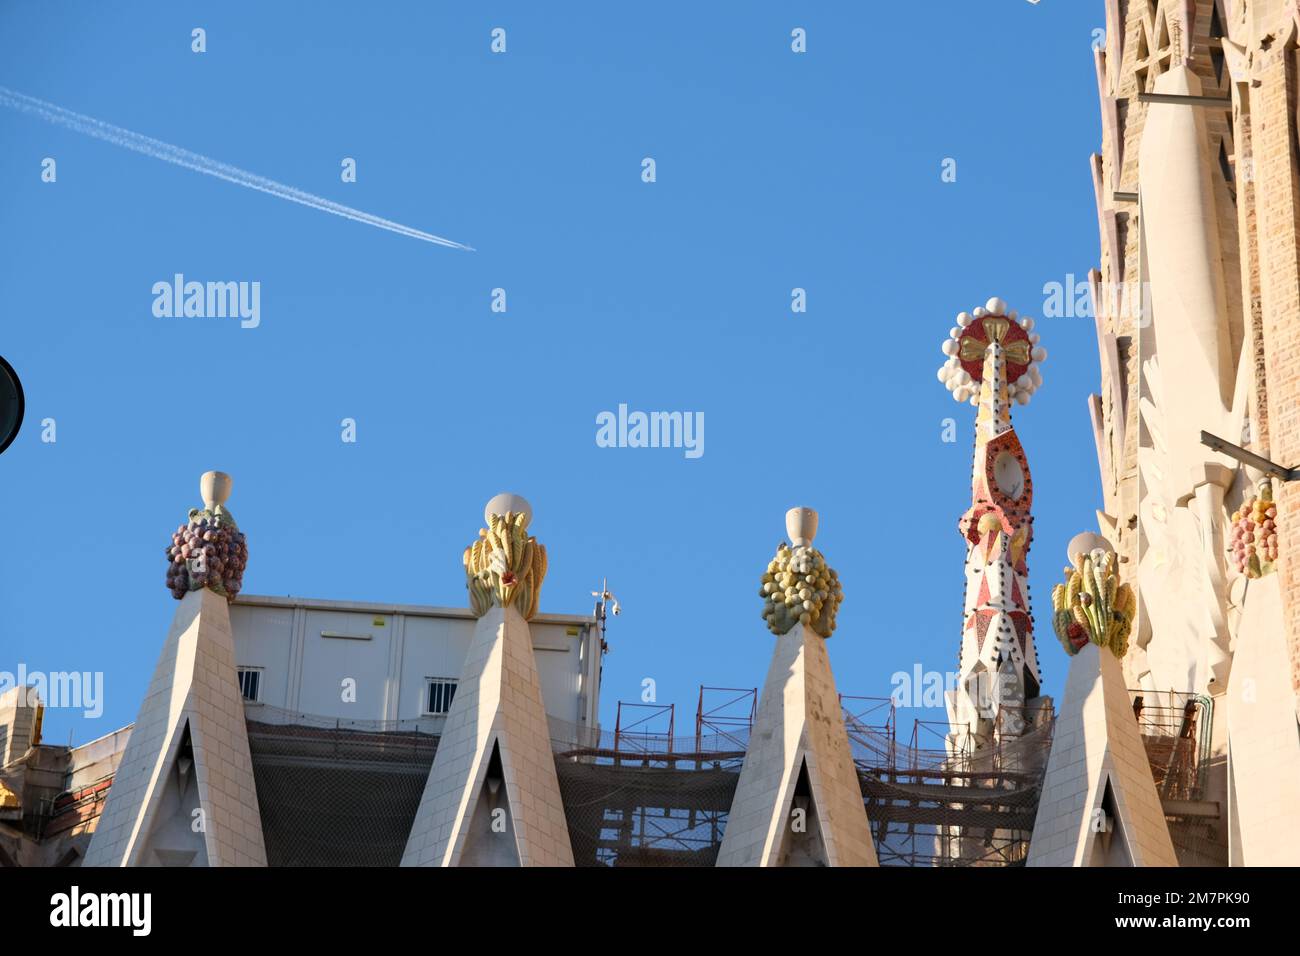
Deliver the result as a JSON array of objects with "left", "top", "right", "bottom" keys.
[{"left": 0, "top": 85, "right": 473, "bottom": 251}]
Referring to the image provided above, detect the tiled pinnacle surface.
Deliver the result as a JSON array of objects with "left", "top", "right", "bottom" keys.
[
  {"left": 401, "top": 605, "right": 573, "bottom": 867},
  {"left": 1228, "top": 574, "right": 1300, "bottom": 864},
  {"left": 84, "top": 588, "right": 266, "bottom": 866},
  {"left": 1028, "top": 642, "right": 1176, "bottom": 867},
  {"left": 718, "top": 624, "right": 877, "bottom": 867}
]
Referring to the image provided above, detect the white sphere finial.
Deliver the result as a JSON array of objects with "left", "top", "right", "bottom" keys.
[
  {"left": 485, "top": 492, "right": 532, "bottom": 527},
  {"left": 1067, "top": 531, "right": 1112, "bottom": 564},
  {"left": 200, "top": 471, "right": 232, "bottom": 511}
]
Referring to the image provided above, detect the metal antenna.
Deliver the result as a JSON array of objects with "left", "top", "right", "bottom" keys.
[{"left": 591, "top": 577, "right": 620, "bottom": 652}]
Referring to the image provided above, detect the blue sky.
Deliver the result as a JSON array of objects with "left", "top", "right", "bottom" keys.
[{"left": 0, "top": 1, "right": 1106, "bottom": 748}]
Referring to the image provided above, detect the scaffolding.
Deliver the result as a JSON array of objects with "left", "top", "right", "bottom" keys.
[
  {"left": 556, "top": 690, "right": 1055, "bottom": 867},
  {"left": 843, "top": 696, "right": 1054, "bottom": 867},
  {"left": 1131, "top": 690, "right": 1212, "bottom": 801},
  {"left": 551, "top": 689, "right": 752, "bottom": 866},
  {"left": 611, "top": 701, "right": 675, "bottom": 758},
  {"left": 173, "top": 684, "right": 1228, "bottom": 867},
  {"left": 1130, "top": 690, "right": 1225, "bottom": 865},
  {"left": 842, "top": 688, "right": 1225, "bottom": 867},
  {"left": 695, "top": 686, "right": 757, "bottom": 753}
]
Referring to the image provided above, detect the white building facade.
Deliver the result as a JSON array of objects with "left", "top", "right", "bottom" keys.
[{"left": 228, "top": 595, "right": 602, "bottom": 732}]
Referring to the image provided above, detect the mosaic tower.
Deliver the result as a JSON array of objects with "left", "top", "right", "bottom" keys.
[{"left": 938, "top": 298, "right": 1048, "bottom": 753}]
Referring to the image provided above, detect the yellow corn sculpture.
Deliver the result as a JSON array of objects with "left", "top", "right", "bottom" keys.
[
  {"left": 464, "top": 510, "right": 549, "bottom": 621},
  {"left": 759, "top": 543, "right": 843, "bottom": 638},
  {"left": 1050, "top": 547, "right": 1135, "bottom": 658}
]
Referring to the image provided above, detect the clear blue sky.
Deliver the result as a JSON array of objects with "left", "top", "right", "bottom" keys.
[{"left": 0, "top": 1, "right": 1106, "bottom": 748}]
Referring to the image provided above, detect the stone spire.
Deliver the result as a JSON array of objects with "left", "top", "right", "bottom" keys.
[
  {"left": 1029, "top": 537, "right": 1176, "bottom": 867},
  {"left": 402, "top": 494, "right": 573, "bottom": 866},
  {"left": 718, "top": 508, "right": 876, "bottom": 867},
  {"left": 938, "top": 298, "right": 1047, "bottom": 751},
  {"left": 86, "top": 472, "right": 265, "bottom": 867}
]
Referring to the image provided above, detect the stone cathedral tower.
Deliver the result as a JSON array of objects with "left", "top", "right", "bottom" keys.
[{"left": 1081, "top": 0, "right": 1300, "bottom": 864}]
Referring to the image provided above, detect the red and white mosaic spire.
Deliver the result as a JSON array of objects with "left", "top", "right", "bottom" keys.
[{"left": 938, "top": 297, "right": 1047, "bottom": 751}]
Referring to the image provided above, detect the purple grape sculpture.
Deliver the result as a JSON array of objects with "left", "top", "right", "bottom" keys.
[{"left": 164, "top": 505, "right": 248, "bottom": 600}]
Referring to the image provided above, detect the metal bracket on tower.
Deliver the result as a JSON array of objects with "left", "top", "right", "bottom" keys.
[
  {"left": 1134, "top": 92, "right": 1232, "bottom": 108},
  {"left": 1200, "top": 431, "right": 1299, "bottom": 482}
]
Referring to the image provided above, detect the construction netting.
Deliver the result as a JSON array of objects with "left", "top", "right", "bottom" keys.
[
  {"left": 241, "top": 704, "right": 1056, "bottom": 867},
  {"left": 238, "top": 692, "right": 1221, "bottom": 868},
  {"left": 844, "top": 711, "right": 1056, "bottom": 867},
  {"left": 548, "top": 716, "right": 743, "bottom": 867},
  {"left": 1165, "top": 792, "right": 1229, "bottom": 865},
  {"left": 245, "top": 705, "right": 439, "bottom": 866}
]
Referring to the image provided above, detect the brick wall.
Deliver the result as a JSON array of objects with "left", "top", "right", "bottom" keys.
[{"left": 1252, "top": 37, "right": 1300, "bottom": 694}]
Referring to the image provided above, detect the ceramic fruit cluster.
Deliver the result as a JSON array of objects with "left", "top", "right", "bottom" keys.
[
  {"left": 1050, "top": 547, "right": 1134, "bottom": 658},
  {"left": 760, "top": 543, "right": 843, "bottom": 638},
  {"left": 464, "top": 510, "right": 548, "bottom": 621},
  {"left": 1230, "top": 482, "right": 1278, "bottom": 578},
  {"left": 165, "top": 508, "right": 248, "bottom": 600}
]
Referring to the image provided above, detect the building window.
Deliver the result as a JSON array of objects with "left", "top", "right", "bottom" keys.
[
  {"left": 237, "top": 667, "right": 262, "bottom": 703},
  {"left": 424, "top": 678, "right": 458, "bottom": 715}
]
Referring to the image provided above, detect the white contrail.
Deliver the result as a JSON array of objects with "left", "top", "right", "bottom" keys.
[{"left": 0, "top": 85, "right": 473, "bottom": 251}]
